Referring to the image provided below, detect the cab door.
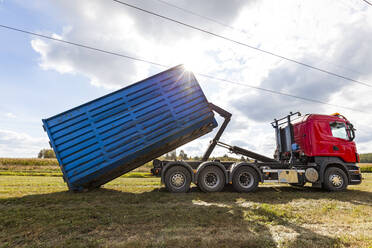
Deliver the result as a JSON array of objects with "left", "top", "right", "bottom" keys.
[{"left": 328, "top": 121, "right": 356, "bottom": 162}]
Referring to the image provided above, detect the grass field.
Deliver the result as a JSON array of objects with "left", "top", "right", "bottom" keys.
[
  {"left": 0, "top": 173, "right": 371, "bottom": 248},
  {"left": 1, "top": 158, "right": 372, "bottom": 176},
  {"left": 0, "top": 158, "right": 153, "bottom": 177},
  {"left": 359, "top": 163, "right": 372, "bottom": 172}
]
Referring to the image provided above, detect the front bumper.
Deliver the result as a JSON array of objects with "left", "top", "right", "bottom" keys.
[{"left": 348, "top": 167, "right": 362, "bottom": 185}]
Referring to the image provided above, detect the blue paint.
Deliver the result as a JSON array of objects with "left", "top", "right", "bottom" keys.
[{"left": 42, "top": 65, "right": 218, "bottom": 191}]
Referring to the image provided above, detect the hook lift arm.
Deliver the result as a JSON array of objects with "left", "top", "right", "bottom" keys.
[
  {"left": 202, "top": 103, "right": 276, "bottom": 163},
  {"left": 202, "top": 103, "right": 232, "bottom": 161}
]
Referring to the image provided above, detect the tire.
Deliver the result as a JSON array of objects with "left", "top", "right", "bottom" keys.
[
  {"left": 232, "top": 166, "right": 259, "bottom": 193},
  {"left": 164, "top": 166, "right": 192, "bottom": 193},
  {"left": 323, "top": 167, "right": 348, "bottom": 192},
  {"left": 198, "top": 166, "right": 225, "bottom": 193}
]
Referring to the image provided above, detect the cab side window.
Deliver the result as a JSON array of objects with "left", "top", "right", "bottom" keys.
[{"left": 330, "top": 122, "right": 348, "bottom": 140}]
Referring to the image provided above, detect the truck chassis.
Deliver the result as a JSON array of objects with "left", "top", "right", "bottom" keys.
[{"left": 152, "top": 104, "right": 362, "bottom": 193}]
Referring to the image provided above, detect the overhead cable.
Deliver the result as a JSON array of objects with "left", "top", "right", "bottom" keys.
[
  {"left": 0, "top": 25, "right": 166, "bottom": 69},
  {"left": 361, "top": 0, "right": 372, "bottom": 6},
  {"left": 0, "top": 24, "right": 369, "bottom": 114},
  {"left": 112, "top": 0, "right": 372, "bottom": 88},
  {"left": 153, "top": 0, "right": 248, "bottom": 34},
  {"left": 154, "top": 0, "right": 366, "bottom": 77}
]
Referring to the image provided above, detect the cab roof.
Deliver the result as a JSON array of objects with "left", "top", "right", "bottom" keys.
[{"left": 293, "top": 114, "right": 348, "bottom": 125}]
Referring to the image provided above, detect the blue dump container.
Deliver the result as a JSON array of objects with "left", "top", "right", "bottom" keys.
[{"left": 42, "top": 65, "right": 218, "bottom": 191}]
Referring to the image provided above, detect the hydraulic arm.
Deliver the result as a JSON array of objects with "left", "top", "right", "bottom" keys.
[
  {"left": 202, "top": 103, "right": 232, "bottom": 161},
  {"left": 202, "top": 103, "right": 276, "bottom": 163},
  {"left": 216, "top": 141, "right": 276, "bottom": 163}
]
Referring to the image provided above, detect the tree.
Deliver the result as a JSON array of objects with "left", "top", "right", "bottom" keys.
[
  {"left": 170, "top": 150, "right": 177, "bottom": 160},
  {"left": 179, "top": 150, "right": 188, "bottom": 160},
  {"left": 164, "top": 153, "right": 170, "bottom": 159},
  {"left": 193, "top": 156, "right": 200, "bottom": 161},
  {"left": 38, "top": 149, "right": 56, "bottom": 159}
]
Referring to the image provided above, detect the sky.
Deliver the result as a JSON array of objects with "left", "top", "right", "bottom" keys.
[{"left": 0, "top": 0, "right": 372, "bottom": 158}]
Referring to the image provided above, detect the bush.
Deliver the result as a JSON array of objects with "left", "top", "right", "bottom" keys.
[{"left": 38, "top": 149, "right": 56, "bottom": 159}]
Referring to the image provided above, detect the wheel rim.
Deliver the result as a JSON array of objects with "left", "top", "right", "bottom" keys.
[
  {"left": 238, "top": 172, "right": 254, "bottom": 188},
  {"left": 329, "top": 174, "right": 344, "bottom": 188},
  {"left": 204, "top": 172, "right": 220, "bottom": 188},
  {"left": 170, "top": 172, "right": 186, "bottom": 188}
]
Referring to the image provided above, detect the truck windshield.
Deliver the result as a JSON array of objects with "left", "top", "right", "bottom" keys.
[{"left": 330, "top": 122, "right": 348, "bottom": 140}]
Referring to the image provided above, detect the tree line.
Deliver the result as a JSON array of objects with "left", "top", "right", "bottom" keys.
[
  {"left": 360, "top": 153, "right": 372, "bottom": 163},
  {"left": 164, "top": 150, "right": 249, "bottom": 162},
  {"left": 37, "top": 148, "right": 249, "bottom": 162},
  {"left": 37, "top": 148, "right": 372, "bottom": 163}
]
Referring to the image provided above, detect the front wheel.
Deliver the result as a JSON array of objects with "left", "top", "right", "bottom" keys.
[
  {"left": 323, "top": 167, "right": 348, "bottom": 192},
  {"left": 232, "top": 166, "right": 259, "bottom": 193}
]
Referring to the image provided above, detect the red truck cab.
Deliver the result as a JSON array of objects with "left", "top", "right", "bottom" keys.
[
  {"left": 272, "top": 112, "right": 361, "bottom": 190},
  {"left": 293, "top": 113, "right": 358, "bottom": 163}
]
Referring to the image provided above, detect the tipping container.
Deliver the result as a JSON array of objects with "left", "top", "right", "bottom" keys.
[{"left": 42, "top": 65, "right": 218, "bottom": 191}]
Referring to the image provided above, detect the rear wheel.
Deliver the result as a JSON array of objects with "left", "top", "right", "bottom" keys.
[
  {"left": 198, "top": 166, "right": 225, "bottom": 193},
  {"left": 323, "top": 167, "right": 348, "bottom": 191},
  {"left": 232, "top": 166, "right": 259, "bottom": 192},
  {"left": 164, "top": 166, "right": 191, "bottom": 193}
]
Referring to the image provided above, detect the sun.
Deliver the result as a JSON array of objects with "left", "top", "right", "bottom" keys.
[{"left": 183, "top": 62, "right": 198, "bottom": 73}]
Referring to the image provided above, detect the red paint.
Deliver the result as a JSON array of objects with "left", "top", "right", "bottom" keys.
[{"left": 293, "top": 114, "right": 357, "bottom": 163}]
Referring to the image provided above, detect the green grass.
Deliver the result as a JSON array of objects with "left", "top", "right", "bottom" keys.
[
  {"left": 2, "top": 158, "right": 371, "bottom": 173},
  {"left": 0, "top": 158, "right": 58, "bottom": 166},
  {"left": 0, "top": 170, "right": 153, "bottom": 178},
  {"left": 359, "top": 163, "right": 372, "bottom": 173},
  {"left": 0, "top": 174, "right": 371, "bottom": 248},
  {"left": 0, "top": 158, "right": 154, "bottom": 177}
]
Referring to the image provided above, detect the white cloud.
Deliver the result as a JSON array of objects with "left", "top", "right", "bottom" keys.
[
  {"left": 4, "top": 112, "right": 16, "bottom": 119},
  {"left": 25, "top": 0, "right": 372, "bottom": 157},
  {"left": 28, "top": 0, "right": 253, "bottom": 89},
  {"left": 0, "top": 129, "right": 49, "bottom": 158}
]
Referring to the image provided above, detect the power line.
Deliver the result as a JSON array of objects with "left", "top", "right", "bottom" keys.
[
  {"left": 0, "top": 25, "right": 166, "bottom": 69},
  {"left": 361, "top": 0, "right": 372, "bottom": 6},
  {"left": 112, "top": 0, "right": 372, "bottom": 88},
  {"left": 0, "top": 24, "right": 369, "bottom": 114},
  {"left": 156, "top": 0, "right": 367, "bottom": 77},
  {"left": 196, "top": 73, "right": 366, "bottom": 113},
  {"left": 153, "top": 0, "right": 248, "bottom": 35}
]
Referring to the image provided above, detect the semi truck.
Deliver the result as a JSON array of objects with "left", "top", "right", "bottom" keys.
[{"left": 42, "top": 65, "right": 362, "bottom": 192}]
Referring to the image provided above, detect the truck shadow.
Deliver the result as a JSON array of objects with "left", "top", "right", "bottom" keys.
[
  {"left": 1, "top": 186, "right": 370, "bottom": 247},
  {"left": 207, "top": 184, "right": 372, "bottom": 206}
]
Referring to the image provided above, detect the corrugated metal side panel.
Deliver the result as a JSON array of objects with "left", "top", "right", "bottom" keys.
[
  {"left": 73, "top": 116, "right": 216, "bottom": 189},
  {"left": 43, "top": 65, "right": 217, "bottom": 190}
]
